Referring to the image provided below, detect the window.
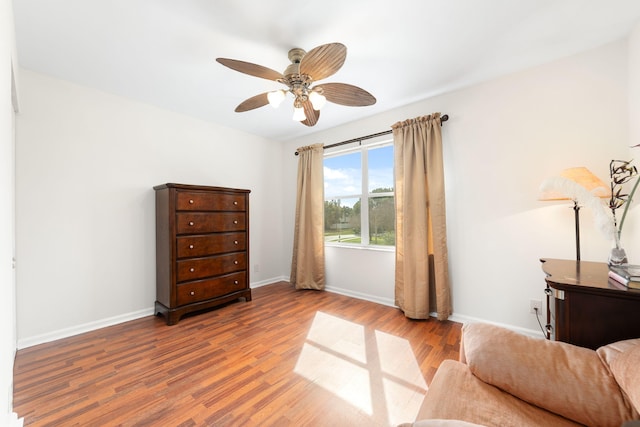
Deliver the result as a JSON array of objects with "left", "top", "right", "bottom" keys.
[{"left": 323, "top": 139, "right": 395, "bottom": 247}]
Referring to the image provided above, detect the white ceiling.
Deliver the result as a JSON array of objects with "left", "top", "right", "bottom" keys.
[{"left": 12, "top": 0, "right": 640, "bottom": 141}]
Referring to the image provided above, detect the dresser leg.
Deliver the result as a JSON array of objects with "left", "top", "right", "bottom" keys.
[{"left": 155, "top": 301, "right": 179, "bottom": 326}]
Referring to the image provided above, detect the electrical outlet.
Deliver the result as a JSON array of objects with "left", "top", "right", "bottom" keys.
[
  {"left": 530, "top": 299, "right": 542, "bottom": 314},
  {"left": 254, "top": 264, "right": 260, "bottom": 273}
]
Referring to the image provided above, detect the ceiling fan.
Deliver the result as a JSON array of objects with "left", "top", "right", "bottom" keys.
[{"left": 216, "top": 42, "right": 376, "bottom": 127}]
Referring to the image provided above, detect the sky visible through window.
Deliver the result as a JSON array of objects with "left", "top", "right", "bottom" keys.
[
  {"left": 367, "top": 145, "right": 394, "bottom": 192},
  {"left": 324, "top": 145, "right": 393, "bottom": 207}
]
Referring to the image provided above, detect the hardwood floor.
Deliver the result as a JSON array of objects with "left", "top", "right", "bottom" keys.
[{"left": 14, "top": 282, "right": 462, "bottom": 427}]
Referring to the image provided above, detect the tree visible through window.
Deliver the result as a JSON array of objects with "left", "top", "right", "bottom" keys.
[{"left": 323, "top": 141, "right": 395, "bottom": 247}]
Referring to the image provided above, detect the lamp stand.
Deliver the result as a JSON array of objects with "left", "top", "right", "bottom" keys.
[{"left": 573, "top": 201, "right": 581, "bottom": 261}]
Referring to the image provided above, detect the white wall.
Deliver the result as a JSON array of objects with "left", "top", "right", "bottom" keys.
[
  {"left": 15, "top": 70, "right": 286, "bottom": 347},
  {"left": 1, "top": 0, "right": 22, "bottom": 424},
  {"left": 626, "top": 22, "right": 640, "bottom": 262},
  {"left": 13, "top": 24, "right": 640, "bottom": 349},
  {"left": 283, "top": 39, "right": 633, "bottom": 335},
  {"left": 630, "top": 22, "right": 640, "bottom": 148}
]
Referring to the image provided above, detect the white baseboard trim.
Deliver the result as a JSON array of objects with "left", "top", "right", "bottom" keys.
[
  {"left": 17, "top": 277, "right": 543, "bottom": 349},
  {"left": 277, "top": 275, "right": 398, "bottom": 308},
  {"left": 313, "top": 282, "right": 545, "bottom": 339},
  {"left": 449, "top": 313, "right": 545, "bottom": 338},
  {"left": 17, "top": 276, "right": 288, "bottom": 349},
  {"left": 3, "top": 412, "right": 23, "bottom": 427},
  {"left": 324, "top": 285, "right": 396, "bottom": 308},
  {"left": 17, "top": 308, "right": 154, "bottom": 349},
  {"left": 251, "top": 276, "right": 288, "bottom": 288}
]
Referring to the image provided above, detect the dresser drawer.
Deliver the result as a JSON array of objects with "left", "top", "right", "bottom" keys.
[
  {"left": 176, "top": 191, "right": 246, "bottom": 212},
  {"left": 177, "top": 252, "right": 246, "bottom": 282},
  {"left": 176, "top": 271, "right": 247, "bottom": 306},
  {"left": 176, "top": 212, "right": 246, "bottom": 234},
  {"left": 177, "top": 232, "right": 246, "bottom": 259}
]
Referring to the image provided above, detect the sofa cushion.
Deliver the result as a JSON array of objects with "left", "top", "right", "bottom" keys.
[
  {"left": 596, "top": 337, "right": 640, "bottom": 368},
  {"left": 415, "top": 359, "right": 581, "bottom": 427},
  {"left": 462, "top": 323, "right": 638, "bottom": 427},
  {"left": 598, "top": 339, "right": 640, "bottom": 414}
]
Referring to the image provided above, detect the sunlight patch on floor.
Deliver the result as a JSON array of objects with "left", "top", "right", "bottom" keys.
[
  {"left": 295, "top": 342, "right": 373, "bottom": 413},
  {"left": 305, "top": 311, "right": 367, "bottom": 363},
  {"left": 293, "top": 311, "right": 427, "bottom": 425},
  {"left": 376, "top": 330, "right": 429, "bottom": 424}
]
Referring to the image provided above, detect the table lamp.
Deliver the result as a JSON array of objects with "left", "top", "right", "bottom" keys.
[{"left": 539, "top": 167, "right": 610, "bottom": 261}]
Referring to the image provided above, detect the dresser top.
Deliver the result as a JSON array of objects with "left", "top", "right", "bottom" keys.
[
  {"left": 153, "top": 183, "right": 250, "bottom": 193},
  {"left": 540, "top": 258, "right": 640, "bottom": 298},
  {"left": 540, "top": 258, "right": 606, "bottom": 287}
]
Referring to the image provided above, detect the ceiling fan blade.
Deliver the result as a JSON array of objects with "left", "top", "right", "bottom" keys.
[
  {"left": 235, "top": 92, "right": 270, "bottom": 112},
  {"left": 319, "top": 82, "right": 376, "bottom": 106},
  {"left": 301, "top": 99, "right": 320, "bottom": 127},
  {"left": 216, "top": 58, "right": 283, "bottom": 81},
  {"left": 299, "top": 43, "right": 347, "bottom": 81}
]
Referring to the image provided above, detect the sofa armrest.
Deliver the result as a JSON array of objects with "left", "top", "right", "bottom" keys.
[{"left": 462, "top": 323, "right": 638, "bottom": 427}]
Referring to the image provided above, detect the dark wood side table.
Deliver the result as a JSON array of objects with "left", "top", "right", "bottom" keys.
[{"left": 541, "top": 258, "right": 640, "bottom": 349}]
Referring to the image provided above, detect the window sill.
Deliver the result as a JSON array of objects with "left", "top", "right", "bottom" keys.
[{"left": 324, "top": 243, "right": 395, "bottom": 253}]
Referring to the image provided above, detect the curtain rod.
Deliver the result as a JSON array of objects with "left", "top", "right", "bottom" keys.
[{"left": 294, "top": 114, "right": 448, "bottom": 155}]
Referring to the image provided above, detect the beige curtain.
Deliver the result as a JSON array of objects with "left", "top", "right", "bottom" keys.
[
  {"left": 290, "top": 143, "right": 325, "bottom": 290},
  {"left": 392, "top": 113, "right": 451, "bottom": 320}
]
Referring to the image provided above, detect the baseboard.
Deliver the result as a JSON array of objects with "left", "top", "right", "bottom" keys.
[
  {"left": 17, "top": 307, "right": 155, "bottom": 349},
  {"left": 324, "top": 285, "right": 396, "bottom": 307},
  {"left": 17, "top": 277, "right": 544, "bottom": 349},
  {"left": 279, "top": 274, "right": 398, "bottom": 308},
  {"left": 449, "top": 313, "right": 545, "bottom": 338},
  {"left": 17, "top": 276, "right": 288, "bottom": 349},
  {"left": 323, "top": 284, "right": 544, "bottom": 339},
  {"left": 251, "top": 276, "right": 289, "bottom": 288},
  {"left": 3, "top": 412, "right": 23, "bottom": 427}
]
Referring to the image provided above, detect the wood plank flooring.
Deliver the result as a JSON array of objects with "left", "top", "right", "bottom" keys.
[{"left": 13, "top": 282, "right": 461, "bottom": 427}]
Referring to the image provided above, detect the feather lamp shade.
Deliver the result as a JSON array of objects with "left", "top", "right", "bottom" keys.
[
  {"left": 539, "top": 167, "right": 610, "bottom": 201},
  {"left": 539, "top": 167, "right": 611, "bottom": 261}
]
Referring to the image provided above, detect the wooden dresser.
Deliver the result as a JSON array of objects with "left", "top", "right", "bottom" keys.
[
  {"left": 154, "top": 183, "right": 251, "bottom": 325},
  {"left": 541, "top": 258, "right": 640, "bottom": 349}
]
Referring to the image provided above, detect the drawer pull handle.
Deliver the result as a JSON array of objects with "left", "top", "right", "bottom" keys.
[
  {"left": 189, "top": 244, "right": 194, "bottom": 249},
  {"left": 234, "top": 240, "right": 238, "bottom": 245},
  {"left": 190, "top": 291, "right": 195, "bottom": 296},
  {"left": 234, "top": 280, "right": 238, "bottom": 285},
  {"left": 233, "top": 201, "right": 238, "bottom": 205},
  {"left": 189, "top": 199, "right": 194, "bottom": 204},
  {"left": 190, "top": 267, "right": 195, "bottom": 272},
  {"left": 189, "top": 221, "right": 194, "bottom": 226},
  {"left": 233, "top": 220, "right": 238, "bottom": 224},
  {"left": 234, "top": 260, "right": 239, "bottom": 265}
]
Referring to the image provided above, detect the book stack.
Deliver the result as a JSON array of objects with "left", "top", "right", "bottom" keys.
[{"left": 608, "top": 264, "right": 640, "bottom": 290}]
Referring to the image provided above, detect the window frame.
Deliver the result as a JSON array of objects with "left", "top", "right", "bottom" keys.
[{"left": 323, "top": 137, "right": 395, "bottom": 249}]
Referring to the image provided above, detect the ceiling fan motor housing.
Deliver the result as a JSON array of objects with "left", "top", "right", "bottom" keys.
[
  {"left": 287, "top": 48, "right": 306, "bottom": 64},
  {"left": 282, "top": 51, "right": 313, "bottom": 103}
]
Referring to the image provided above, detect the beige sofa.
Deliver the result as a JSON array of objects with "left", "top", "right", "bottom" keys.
[{"left": 402, "top": 323, "right": 640, "bottom": 427}]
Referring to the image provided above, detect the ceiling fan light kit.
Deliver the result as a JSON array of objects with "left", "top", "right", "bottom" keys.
[
  {"left": 308, "top": 90, "right": 327, "bottom": 110},
  {"left": 292, "top": 104, "right": 307, "bottom": 121},
  {"left": 267, "top": 89, "right": 286, "bottom": 108},
  {"left": 216, "top": 42, "right": 376, "bottom": 127}
]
